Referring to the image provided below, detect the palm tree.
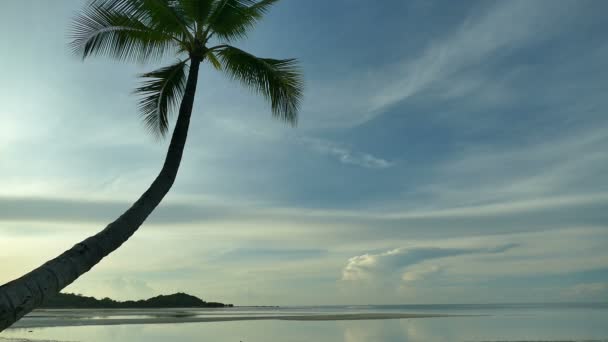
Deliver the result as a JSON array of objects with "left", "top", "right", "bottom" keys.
[{"left": 0, "top": 0, "right": 302, "bottom": 331}]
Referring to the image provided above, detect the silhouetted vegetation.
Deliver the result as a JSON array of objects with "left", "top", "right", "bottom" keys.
[{"left": 42, "top": 292, "right": 233, "bottom": 308}]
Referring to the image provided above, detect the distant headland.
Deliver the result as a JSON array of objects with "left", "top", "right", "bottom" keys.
[{"left": 42, "top": 292, "right": 234, "bottom": 309}]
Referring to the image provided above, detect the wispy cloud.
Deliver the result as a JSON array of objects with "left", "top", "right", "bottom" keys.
[
  {"left": 297, "top": 136, "right": 393, "bottom": 169},
  {"left": 382, "top": 193, "right": 608, "bottom": 220},
  {"left": 368, "top": 1, "right": 566, "bottom": 112},
  {"left": 411, "top": 125, "right": 608, "bottom": 210},
  {"left": 186, "top": 115, "right": 394, "bottom": 169},
  {"left": 305, "top": 1, "right": 575, "bottom": 128},
  {"left": 2, "top": 190, "right": 607, "bottom": 232}
]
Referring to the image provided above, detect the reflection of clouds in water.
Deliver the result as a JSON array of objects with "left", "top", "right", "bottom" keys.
[
  {"left": 343, "top": 320, "right": 412, "bottom": 342},
  {"left": 3, "top": 307, "right": 608, "bottom": 342},
  {"left": 400, "top": 319, "right": 438, "bottom": 342},
  {"left": 97, "top": 324, "right": 148, "bottom": 342},
  {"left": 343, "top": 324, "right": 374, "bottom": 342},
  {"left": 400, "top": 318, "right": 490, "bottom": 341},
  {"left": 341, "top": 315, "right": 457, "bottom": 341},
  {"left": 342, "top": 319, "right": 465, "bottom": 342}
]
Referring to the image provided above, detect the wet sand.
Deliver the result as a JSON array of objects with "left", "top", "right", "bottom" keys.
[{"left": 9, "top": 310, "right": 459, "bottom": 329}]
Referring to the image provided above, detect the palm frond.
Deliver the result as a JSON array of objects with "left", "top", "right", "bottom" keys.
[
  {"left": 208, "top": 0, "right": 280, "bottom": 42},
  {"left": 178, "top": 0, "right": 215, "bottom": 30},
  {"left": 91, "top": 0, "right": 193, "bottom": 40},
  {"left": 205, "top": 51, "right": 223, "bottom": 70},
  {"left": 70, "top": 4, "right": 178, "bottom": 62},
  {"left": 134, "top": 60, "right": 189, "bottom": 137},
  {"left": 216, "top": 45, "right": 303, "bottom": 124}
]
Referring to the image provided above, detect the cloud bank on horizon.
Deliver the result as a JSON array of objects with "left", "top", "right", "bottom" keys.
[{"left": 1, "top": 0, "right": 607, "bottom": 305}]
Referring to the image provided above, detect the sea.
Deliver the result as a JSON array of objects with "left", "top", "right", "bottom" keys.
[{"left": 1, "top": 303, "right": 607, "bottom": 342}]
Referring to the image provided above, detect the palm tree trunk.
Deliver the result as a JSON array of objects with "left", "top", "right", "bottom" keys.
[{"left": 0, "top": 58, "right": 202, "bottom": 332}]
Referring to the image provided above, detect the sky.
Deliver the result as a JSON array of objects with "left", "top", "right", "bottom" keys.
[{"left": 1, "top": 0, "right": 607, "bottom": 306}]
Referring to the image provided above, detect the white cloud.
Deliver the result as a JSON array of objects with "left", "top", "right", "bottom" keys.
[
  {"left": 342, "top": 253, "right": 380, "bottom": 281},
  {"left": 341, "top": 244, "right": 516, "bottom": 282},
  {"left": 401, "top": 264, "right": 442, "bottom": 283},
  {"left": 337, "top": 227, "right": 608, "bottom": 303}
]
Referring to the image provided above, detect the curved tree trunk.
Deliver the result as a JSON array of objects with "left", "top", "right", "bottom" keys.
[{"left": 0, "top": 58, "right": 201, "bottom": 332}]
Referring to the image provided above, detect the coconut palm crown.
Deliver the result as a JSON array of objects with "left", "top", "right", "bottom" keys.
[{"left": 71, "top": 0, "right": 303, "bottom": 136}]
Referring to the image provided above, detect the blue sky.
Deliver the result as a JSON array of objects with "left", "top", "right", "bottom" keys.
[{"left": 1, "top": 0, "right": 607, "bottom": 305}]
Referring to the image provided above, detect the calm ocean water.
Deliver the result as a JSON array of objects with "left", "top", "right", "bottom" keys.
[{"left": 2, "top": 303, "right": 607, "bottom": 342}]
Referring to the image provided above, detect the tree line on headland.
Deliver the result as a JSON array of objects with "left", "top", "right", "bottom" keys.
[{"left": 41, "top": 292, "right": 233, "bottom": 308}]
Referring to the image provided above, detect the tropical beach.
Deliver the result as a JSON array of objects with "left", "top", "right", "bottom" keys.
[
  {"left": 3, "top": 304, "right": 608, "bottom": 341},
  {"left": 2, "top": 0, "right": 608, "bottom": 341},
  {"left": 9, "top": 309, "right": 449, "bottom": 329}
]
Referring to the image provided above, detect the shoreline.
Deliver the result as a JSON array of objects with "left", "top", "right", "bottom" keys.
[{"left": 8, "top": 313, "right": 469, "bottom": 329}]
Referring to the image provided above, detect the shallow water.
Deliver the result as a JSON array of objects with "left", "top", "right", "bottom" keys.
[{"left": 2, "top": 304, "right": 607, "bottom": 342}]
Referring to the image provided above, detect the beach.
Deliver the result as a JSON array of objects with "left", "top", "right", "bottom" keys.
[
  {"left": 9, "top": 308, "right": 455, "bottom": 329},
  {"left": 2, "top": 304, "right": 607, "bottom": 341}
]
